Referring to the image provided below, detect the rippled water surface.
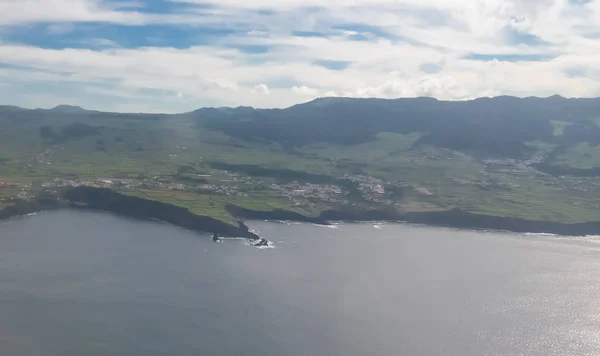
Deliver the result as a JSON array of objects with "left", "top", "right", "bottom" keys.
[{"left": 1, "top": 210, "right": 600, "bottom": 356}]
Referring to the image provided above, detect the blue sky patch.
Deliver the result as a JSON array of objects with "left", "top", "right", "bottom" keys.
[
  {"left": 4, "top": 23, "right": 239, "bottom": 50},
  {"left": 313, "top": 60, "right": 350, "bottom": 70},
  {"left": 112, "top": 0, "right": 208, "bottom": 14},
  {"left": 505, "top": 28, "right": 549, "bottom": 46},
  {"left": 292, "top": 31, "right": 329, "bottom": 38},
  {"left": 229, "top": 44, "right": 271, "bottom": 54}
]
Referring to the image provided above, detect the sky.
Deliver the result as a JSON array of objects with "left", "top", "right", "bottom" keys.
[{"left": 0, "top": 0, "right": 599, "bottom": 113}]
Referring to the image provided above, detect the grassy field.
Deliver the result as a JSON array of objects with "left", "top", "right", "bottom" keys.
[
  {"left": 525, "top": 140, "right": 557, "bottom": 153},
  {"left": 118, "top": 188, "right": 311, "bottom": 225},
  {"left": 1, "top": 111, "right": 600, "bottom": 225},
  {"left": 299, "top": 132, "right": 422, "bottom": 162},
  {"left": 551, "top": 120, "right": 572, "bottom": 136},
  {"left": 553, "top": 143, "right": 600, "bottom": 169}
]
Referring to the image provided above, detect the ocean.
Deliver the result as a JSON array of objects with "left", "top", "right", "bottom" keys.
[{"left": 1, "top": 210, "right": 599, "bottom": 356}]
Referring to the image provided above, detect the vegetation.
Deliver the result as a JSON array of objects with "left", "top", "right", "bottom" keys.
[
  {"left": 553, "top": 143, "right": 600, "bottom": 169},
  {"left": 551, "top": 120, "right": 572, "bottom": 136},
  {"left": 1, "top": 96, "right": 600, "bottom": 226}
]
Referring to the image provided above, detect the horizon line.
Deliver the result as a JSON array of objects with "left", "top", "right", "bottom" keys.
[{"left": 0, "top": 94, "right": 592, "bottom": 115}]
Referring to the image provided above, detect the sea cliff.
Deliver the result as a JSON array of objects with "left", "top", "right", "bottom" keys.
[
  {"left": 63, "top": 187, "right": 259, "bottom": 239},
  {"left": 231, "top": 205, "right": 600, "bottom": 236},
  {"left": 1, "top": 187, "right": 599, "bottom": 237}
]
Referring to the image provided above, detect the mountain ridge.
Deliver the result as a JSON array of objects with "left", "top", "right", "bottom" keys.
[
  {"left": 2, "top": 94, "right": 600, "bottom": 230},
  {"left": 1, "top": 94, "right": 597, "bottom": 115}
]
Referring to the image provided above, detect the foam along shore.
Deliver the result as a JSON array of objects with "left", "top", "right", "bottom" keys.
[{"left": 2, "top": 187, "right": 600, "bottom": 238}]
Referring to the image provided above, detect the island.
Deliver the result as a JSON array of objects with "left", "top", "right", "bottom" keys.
[{"left": 2, "top": 96, "right": 600, "bottom": 237}]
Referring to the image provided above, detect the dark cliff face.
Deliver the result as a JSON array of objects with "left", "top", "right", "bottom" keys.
[
  {"left": 0, "top": 193, "right": 63, "bottom": 220},
  {"left": 402, "top": 209, "right": 600, "bottom": 236},
  {"left": 319, "top": 209, "right": 400, "bottom": 222},
  {"left": 0, "top": 201, "right": 44, "bottom": 220},
  {"left": 63, "top": 187, "right": 259, "bottom": 239},
  {"left": 226, "top": 205, "right": 327, "bottom": 225},
  {"left": 228, "top": 205, "right": 600, "bottom": 236},
  {"left": 3, "top": 189, "right": 598, "bottom": 238}
]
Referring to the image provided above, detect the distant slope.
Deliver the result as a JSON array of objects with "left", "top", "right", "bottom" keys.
[
  {"left": 0, "top": 105, "right": 168, "bottom": 123},
  {"left": 47, "top": 105, "right": 90, "bottom": 114},
  {"left": 2, "top": 96, "right": 600, "bottom": 226},
  {"left": 197, "top": 96, "right": 600, "bottom": 158},
  {"left": 3, "top": 95, "right": 600, "bottom": 162}
]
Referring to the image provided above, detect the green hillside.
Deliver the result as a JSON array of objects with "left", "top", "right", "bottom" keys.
[{"left": 1, "top": 96, "right": 600, "bottom": 225}]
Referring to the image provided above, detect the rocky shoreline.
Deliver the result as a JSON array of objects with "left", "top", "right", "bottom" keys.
[
  {"left": 2, "top": 187, "right": 600, "bottom": 238},
  {"left": 229, "top": 204, "right": 600, "bottom": 236},
  {"left": 63, "top": 187, "right": 260, "bottom": 239},
  {"left": 0, "top": 192, "right": 65, "bottom": 221},
  {"left": 0, "top": 188, "right": 259, "bottom": 240}
]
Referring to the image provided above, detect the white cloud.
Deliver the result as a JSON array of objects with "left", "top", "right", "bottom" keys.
[
  {"left": 88, "top": 38, "right": 120, "bottom": 48},
  {"left": 292, "top": 85, "right": 320, "bottom": 96},
  {"left": 0, "top": 0, "right": 127, "bottom": 25},
  {"left": 46, "top": 23, "right": 77, "bottom": 35},
  {"left": 0, "top": 0, "right": 214, "bottom": 26},
  {"left": 251, "top": 84, "right": 271, "bottom": 96},
  {"left": 0, "top": 0, "right": 600, "bottom": 111}
]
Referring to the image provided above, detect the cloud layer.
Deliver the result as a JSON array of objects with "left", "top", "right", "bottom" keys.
[{"left": 0, "top": 0, "right": 598, "bottom": 112}]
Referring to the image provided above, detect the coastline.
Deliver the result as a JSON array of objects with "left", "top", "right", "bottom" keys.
[
  {"left": 0, "top": 188, "right": 259, "bottom": 240},
  {"left": 229, "top": 203, "right": 600, "bottom": 237},
  {"left": 1, "top": 187, "right": 600, "bottom": 237},
  {"left": 62, "top": 187, "right": 260, "bottom": 239}
]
